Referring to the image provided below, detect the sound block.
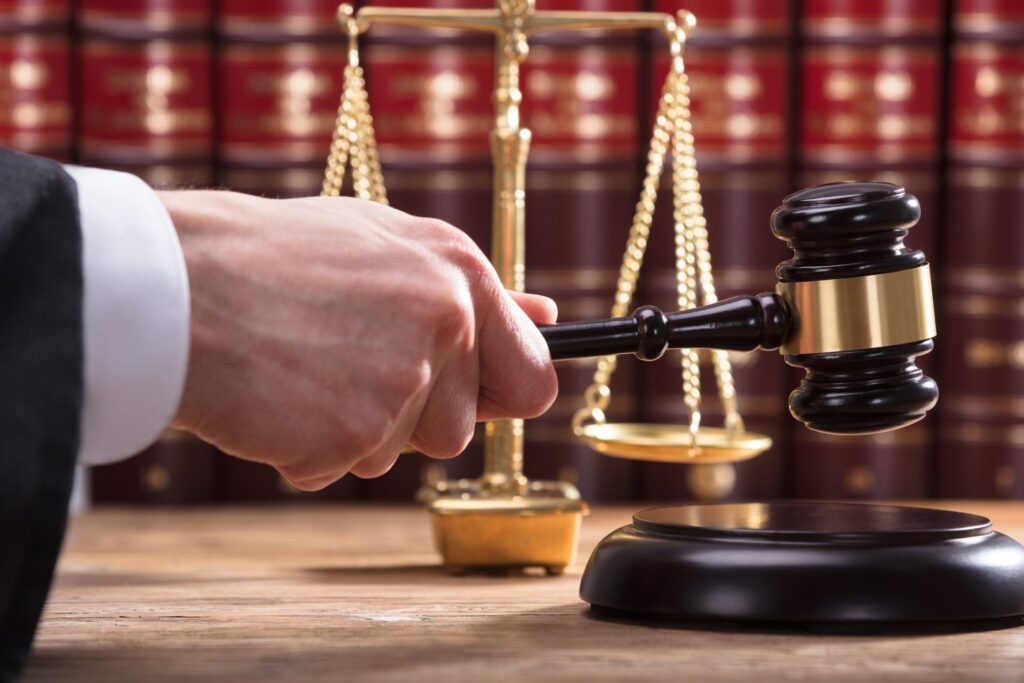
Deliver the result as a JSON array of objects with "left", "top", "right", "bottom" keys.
[{"left": 580, "top": 502, "right": 1024, "bottom": 625}]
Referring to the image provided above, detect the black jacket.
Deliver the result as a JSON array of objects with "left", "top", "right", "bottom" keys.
[{"left": 0, "top": 149, "right": 83, "bottom": 681}]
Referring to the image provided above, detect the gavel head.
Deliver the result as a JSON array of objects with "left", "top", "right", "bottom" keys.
[{"left": 771, "top": 181, "right": 938, "bottom": 435}]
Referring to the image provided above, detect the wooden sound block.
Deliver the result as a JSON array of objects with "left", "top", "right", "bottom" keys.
[{"left": 580, "top": 502, "right": 1024, "bottom": 626}]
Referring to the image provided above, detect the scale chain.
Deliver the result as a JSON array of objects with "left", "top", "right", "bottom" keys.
[
  {"left": 571, "top": 42, "right": 680, "bottom": 435},
  {"left": 667, "top": 33, "right": 742, "bottom": 437},
  {"left": 322, "top": 16, "right": 387, "bottom": 204},
  {"left": 669, "top": 45, "right": 703, "bottom": 445},
  {"left": 573, "top": 19, "right": 745, "bottom": 449}
]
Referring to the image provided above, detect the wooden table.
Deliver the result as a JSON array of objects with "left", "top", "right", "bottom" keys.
[{"left": 25, "top": 503, "right": 1024, "bottom": 682}]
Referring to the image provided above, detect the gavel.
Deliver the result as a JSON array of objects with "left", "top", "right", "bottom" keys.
[{"left": 538, "top": 181, "right": 939, "bottom": 435}]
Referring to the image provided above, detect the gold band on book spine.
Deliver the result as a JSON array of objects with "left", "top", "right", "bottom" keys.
[{"left": 777, "top": 265, "right": 936, "bottom": 355}]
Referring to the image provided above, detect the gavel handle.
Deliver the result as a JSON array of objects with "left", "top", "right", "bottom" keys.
[{"left": 538, "top": 292, "right": 790, "bottom": 361}]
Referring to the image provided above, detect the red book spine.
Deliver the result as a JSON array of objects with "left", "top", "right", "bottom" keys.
[
  {"left": 367, "top": 42, "right": 495, "bottom": 166},
  {"left": 954, "top": 0, "right": 1024, "bottom": 40},
  {"left": 948, "top": 41, "right": 1024, "bottom": 166},
  {"left": 79, "top": 0, "right": 211, "bottom": 35},
  {"left": 792, "top": 0, "right": 942, "bottom": 499},
  {"left": 0, "top": 32, "right": 72, "bottom": 160},
  {"left": 800, "top": 45, "right": 941, "bottom": 165},
  {"left": 803, "top": 0, "right": 942, "bottom": 39},
  {"left": 640, "top": 0, "right": 793, "bottom": 503},
  {"left": 218, "top": 0, "right": 342, "bottom": 40},
  {"left": 358, "top": 0, "right": 493, "bottom": 43},
  {"left": 216, "top": 1, "right": 341, "bottom": 197},
  {"left": 77, "top": 1, "right": 214, "bottom": 186},
  {"left": 0, "top": 0, "right": 69, "bottom": 31},
  {"left": 219, "top": 43, "right": 345, "bottom": 165},
  {"left": 938, "top": 3, "right": 1024, "bottom": 497}
]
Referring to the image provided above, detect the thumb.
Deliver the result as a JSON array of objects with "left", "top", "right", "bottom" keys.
[
  {"left": 508, "top": 291, "right": 558, "bottom": 325},
  {"left": 475, "top": 289, "right": 558, "bottom": 422}
]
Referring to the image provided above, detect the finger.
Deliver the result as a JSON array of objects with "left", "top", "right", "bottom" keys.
[
  {"left": 348, "top": 372, "right": 435, "bottom": 479},
  {"left": 407, "top": 337, "right": 479, "bottom": 460},
  {"left": 476, "top": 288, "right": 559, "bottom": 422},
  {"left": 509, "top": 291, "right": 558, "bottom": 325}
]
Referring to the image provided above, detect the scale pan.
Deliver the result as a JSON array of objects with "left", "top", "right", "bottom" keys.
[{"left": 577, "top": 423, "right": 771, "bottom": 464}]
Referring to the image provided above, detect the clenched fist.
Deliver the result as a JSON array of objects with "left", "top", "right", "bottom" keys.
[{"left": 158, "top": 191, "right": 558, "bottom": 491}]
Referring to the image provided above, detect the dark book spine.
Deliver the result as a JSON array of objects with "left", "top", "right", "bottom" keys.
[
  {"left": 79, "top": 2, "right": 220, "bottom": 505},
  {"left": 77, "top": 1, "right": 214, "bottom": 187},
  {"left": 937, "top": 2, "right": 1024, "bottom": 498},
  {"left": 640, "top": 0, "right": 793, "bottom": 503},
  {"left": 0, "top": 1, "right": 72, "bottom": 161},
  {"left": 790, "top": 0, "right": 943, "bottom": 499},
  {"left": 519, "top": 9, "right": 645, "bottom": 503},
  {"left": 90, "top": 429, "right": 221, "bottom": 505}
]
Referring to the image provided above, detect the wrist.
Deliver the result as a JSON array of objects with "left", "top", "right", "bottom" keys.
[{"left": 156, "top": 190, "right": 231, "bottom": 433}]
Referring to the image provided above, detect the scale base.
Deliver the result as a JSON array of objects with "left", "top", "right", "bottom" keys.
[
  {"left": 580, "top": 502, "right": 1024, "bottom": 625},
  {"left": 422, "top": 479, "right": 588, "bottom": 575}
]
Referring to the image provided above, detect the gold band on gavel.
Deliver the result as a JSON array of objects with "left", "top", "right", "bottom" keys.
[{"left": 776, "top": 265, "right": 937, "bottom": 356}]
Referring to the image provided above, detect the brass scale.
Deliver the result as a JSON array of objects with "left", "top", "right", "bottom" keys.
[{"left": 322, "top": 0, "right": 774, "bottom": 574}]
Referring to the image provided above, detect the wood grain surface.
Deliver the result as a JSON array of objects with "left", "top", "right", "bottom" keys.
[{"left": 24, "top": 502, "right": 1024, "bottom": 682}]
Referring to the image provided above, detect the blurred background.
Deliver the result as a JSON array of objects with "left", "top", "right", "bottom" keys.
[{"left": 2, "top": 0, "right": 1022, "bottom": 506}]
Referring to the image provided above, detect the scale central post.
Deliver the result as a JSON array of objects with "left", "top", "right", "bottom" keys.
[{"left": 341, "top": 0, "right": 685, "bottom": 574}]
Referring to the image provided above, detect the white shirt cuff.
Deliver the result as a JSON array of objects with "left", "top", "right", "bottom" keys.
[{"left": 65, "top": 166, "right": 190, "bottom": 466}]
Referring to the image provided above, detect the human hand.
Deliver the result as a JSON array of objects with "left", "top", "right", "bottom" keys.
[{"left": 159, "top": 191, "right": 558, "bottom": 490}]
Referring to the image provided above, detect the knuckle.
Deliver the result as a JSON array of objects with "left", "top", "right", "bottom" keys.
[
  {"left": 277, "top": 465, "right": 337, "bottom": 492},
  {"left": 329, "top": 420, "right": 383, "bottom": 460},
  {"left": 417, "top": 218, "right": 490, "bottom": 278},
  {"left": 510, "top": 367, "right": 559, "bottom": 418},
  {"left": 417, "top": 424, "right": 474, "bottom": 460},
  {"left": 416, "top": 217, "right": 468, "bottom": 248},
  {"left": 351, "top": 449, "right": 401, "bottom": 479},
  {"left": 373, "top": 357, "right": 431, "bottom": 412},
  {"left": 448, "top": 240, "right": 492, "bottom": 284},
  {"left": 414, "top": 280, "right": 476, "bottom": 351}
]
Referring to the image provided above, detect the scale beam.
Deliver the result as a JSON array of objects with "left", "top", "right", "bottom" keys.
[{"left": 351, "top": 7, "right": 688, "bottom": 40}]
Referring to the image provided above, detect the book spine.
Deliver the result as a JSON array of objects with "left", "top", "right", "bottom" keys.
[
  {"left": 335, "top": 10, "right": 497, "bottom": 500},
  {"left": 77, "top": 1, "right": 214, "bottom": 187},
  {"left": 216, "top": 2, "right": 341, "bottom": 197},
  {"left": 218, "top": 0, "right": 348, "bottom": 41},
  {"left": 0, "top": 32, "right": 73, "bottom": 161},
  {"left": 518, "top": 13, "right": 645, "bottom": 503},
  {"left": 79, "top": 2, "right": 220, "bottom": 505},
  {"left": 79, "top": 0, "right": 211, "bottom": 35},
  {"left": 0, "top": 0, "right": 70, "bottom": 32},
  {"left": 937, "top": 2, "right": 1024, "bottom": 498},
  {"left": 640, "top": 0, "right": 793, "bottom": 503},
  {"left": 366, "top": 41, "right": 495, "bottom": 167},
  {"left": 90, "top": 429, "right": 222, "bottom": 505},
  {"left": 215, "top": 2, "right": 363, "bottom": 500},
  {"left": 790, "top": 0, "right": 943, "bottom": 499}
]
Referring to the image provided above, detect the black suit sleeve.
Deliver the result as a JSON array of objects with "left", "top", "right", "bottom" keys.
[{"left": 0, "top": 149, "right": 84, "bottom": 681}]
